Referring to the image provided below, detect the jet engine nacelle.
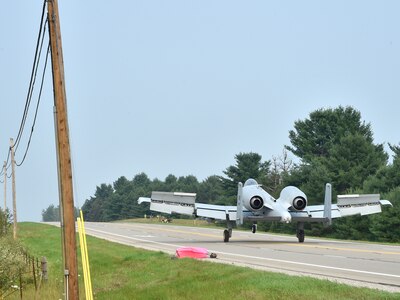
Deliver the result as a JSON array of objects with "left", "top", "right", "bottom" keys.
[
  {"left": 278, "top": 186, "right": 307, "bottom": 211},
  {"left": 243, "top": 195, "right": 265, "bottom": 211}
]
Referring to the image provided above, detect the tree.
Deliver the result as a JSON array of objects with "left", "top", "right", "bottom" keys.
[
  {"left": 164, "top": 174, "right": 178, "bottom": 191},
  {"left": 42, "top": 204, "right": 79, "bottom": 222},
  {"left": 197, "top": 176, "right": 225, "bottom": 204},
  {"left": 176, "top": 175, "right": 199, "bottom": 193},
  {"left": 363, "top": 143, "right": 400, "bottom": 194},
  {"left": 81, "top": 184, "right": 114, "bottom": 221},
  {"left": 104, "top": 177, "right": 130, "bottom": 221},
  {"left": 42, "top": 204, "right": 58, "bottom": 222},
  {"left": 369, "top": 187, "right": 400, "bottom": 242},
  {"left": 286, "top": 106, "right": 373, "bottom": 163},
  {"left": 324, "top": 133, "right": 387, "bottom": 193},
  {"left": 221, "top": 152, "right": 271, "bottom": 202},
  {"left": 285, "top": 106, "right": 387, "bottom": 194},
  {"left": 267, "top": 149, "right": 294, "bottom": 195}
]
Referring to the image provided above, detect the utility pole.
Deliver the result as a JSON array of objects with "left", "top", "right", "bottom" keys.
[
  {"left": 47, "top": 0, "right": 79, "bottom": 299},
  {"left": 3, "top": 161, "right": 6, "bottom": 234},
  {"left": 10, "top": 139, "right": 17, "bottom": 240},
  {"left": 3, "top": 161, "right": 6, "bottom": 211}
]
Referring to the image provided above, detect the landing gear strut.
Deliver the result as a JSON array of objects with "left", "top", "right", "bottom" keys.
[{"left": 296, "top": 222, "right": 305, "bottom": 243}]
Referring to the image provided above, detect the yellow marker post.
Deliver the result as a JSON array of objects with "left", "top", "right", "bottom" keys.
[
  {"left": 77, "top": 217, "right": 88, "bottom": 300},
  {"left": 77, "top": 210, "right": 93, "bottom": 300},
  {"left": 80, "top": 210, "right": 93, "bottom": 299}
]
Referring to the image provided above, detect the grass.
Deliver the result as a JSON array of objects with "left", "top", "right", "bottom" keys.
[{"left": 13, "top": 222, "right": 399, "bottom": 299}]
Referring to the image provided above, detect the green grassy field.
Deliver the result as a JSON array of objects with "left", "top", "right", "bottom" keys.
[{"left": 13, "top": 222, "right": 399, "bottom": 299}]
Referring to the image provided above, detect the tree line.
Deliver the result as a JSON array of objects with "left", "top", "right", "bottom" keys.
[{"left": 42, "top": 106, "right": 400, "bottom": 242}]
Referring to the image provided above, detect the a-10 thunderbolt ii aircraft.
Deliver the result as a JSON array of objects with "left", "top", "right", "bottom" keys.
[{"left": 138, "top": 179, "right": 392, "bottom": 243}]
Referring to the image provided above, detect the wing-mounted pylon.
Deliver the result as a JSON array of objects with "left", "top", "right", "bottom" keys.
[{"left": 323, "top": 183, "right": 332, "bottom": 226}]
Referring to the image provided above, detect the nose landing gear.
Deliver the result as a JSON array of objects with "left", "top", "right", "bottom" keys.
[{"left": 251, "top": 223, "right": 257, "bottom": 234}]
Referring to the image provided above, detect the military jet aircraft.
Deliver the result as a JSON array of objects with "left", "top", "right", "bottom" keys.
[{"left": 138, "top": 179, "right": 392, "bottom": 243}]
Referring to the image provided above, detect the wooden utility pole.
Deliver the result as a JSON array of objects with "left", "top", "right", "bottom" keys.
[
  {"left": 3, "top": 161, "right": 6, "bottom": 211},
  {"left": 3, "top": 161, "right": 6, "bottom": 234},
  {"left": 10, "top": 139, "right": 17, "bottom": 240},
  {"left": 47, "top": 0, "right": 79, "bottom": 299}
]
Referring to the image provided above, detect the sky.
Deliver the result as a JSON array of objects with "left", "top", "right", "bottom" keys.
[{"left": 1, "top": 1, "right": 400, "bottom": 221}]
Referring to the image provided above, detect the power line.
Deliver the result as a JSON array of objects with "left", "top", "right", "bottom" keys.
[
  {"left": 3, "top": 149, "right": 11, "bottom": 173},
  {"left": 0, "top": 150, "right": 11, "bottom": 177},
  {"left": 16, "top": 43, "right": 50, "bottom": 167},
  {"left": 1, "top": 0, "right": 47, "bottom": 170},
  {"left": 14, "top": 8, "right": 48, "bottom": 154}
]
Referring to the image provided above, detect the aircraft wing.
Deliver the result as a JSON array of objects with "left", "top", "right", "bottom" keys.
[
  {"left": 138, "top": 186, "right": 392, "bottom": 224},
  {"left": 290, "top": 193, "right": 392, "bottom": 222},
  {"left": 195, "top": 203, "right": 238, "bottom": 220}
]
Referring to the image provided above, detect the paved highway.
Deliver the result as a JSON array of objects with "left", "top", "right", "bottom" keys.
[{"left": 80, "top": 222, "right": 400, "bottom": 292}]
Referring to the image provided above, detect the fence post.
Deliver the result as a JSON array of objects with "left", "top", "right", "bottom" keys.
[
  {"left": 32, "top": 256, "right": 37, "bottom": 291},
  {"left": 41, "top": 257, "right": 48, "bottom": 281},
  {"left": 19, "top": 272, "right": 22, "bottom": 300},
  {"left": 36, "top": 258, "right": 40, "bottom": 277}
]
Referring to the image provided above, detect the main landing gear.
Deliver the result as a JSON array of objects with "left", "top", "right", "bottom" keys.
[
  {"left": 223, "top": 222, "right": 306, "bottom": 243},
  {"left": 223, "top": 228, "right": 232, "bottom": 242},
  {"left": 296, "top": 222, "right": 305, "bottom": 243},
  {"left": 223, "top": 221, "right": 234, "bottom": 242}
]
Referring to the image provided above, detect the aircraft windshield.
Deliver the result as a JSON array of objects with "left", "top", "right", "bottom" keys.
[{"left": 244, "top": 179, "right": 258, "bottom": 186}]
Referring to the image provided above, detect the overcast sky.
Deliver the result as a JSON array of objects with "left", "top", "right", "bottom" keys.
[{"left": 1, "top": 1, "right": 399, "bottom": 221}]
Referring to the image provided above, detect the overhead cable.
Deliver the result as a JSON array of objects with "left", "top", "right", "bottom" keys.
[
  {"left": 16, "top": 42, "right": 50, "bottom": 167},
  {"left": 13, "top": 0, "right": 47, "bottom": 153}
]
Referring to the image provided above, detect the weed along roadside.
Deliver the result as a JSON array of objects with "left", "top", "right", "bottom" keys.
[
  {"left": 11, "top": 222, "right": 399, "bottom": 300},
  {"left": 0, "top": 235, "right": 48, "bottom": 299}
]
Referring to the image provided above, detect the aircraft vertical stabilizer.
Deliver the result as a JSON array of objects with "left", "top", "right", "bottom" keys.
[{"left": 236, "top": 182, "right": 243, "bottom": 226}]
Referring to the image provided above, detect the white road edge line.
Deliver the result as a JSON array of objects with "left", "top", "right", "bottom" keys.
[{"left": 86, "top": 227, "right": 400, "bottom": 279}]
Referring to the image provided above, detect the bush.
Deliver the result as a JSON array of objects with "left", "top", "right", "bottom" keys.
[
  {"left": 0, "top": 237, "right": 25, "bottom": 297},
  {"left": 0, "top": 208, "right": 12, "bottom": 238}
]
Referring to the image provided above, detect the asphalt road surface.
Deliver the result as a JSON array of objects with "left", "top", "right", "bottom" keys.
[{"left": 79, "top": 222, "right": 400, "bottom": 292}]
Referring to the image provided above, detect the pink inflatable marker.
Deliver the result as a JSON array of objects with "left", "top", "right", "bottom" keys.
[{"left": 176, "top": 247, "right": 208, "bottom": 259}]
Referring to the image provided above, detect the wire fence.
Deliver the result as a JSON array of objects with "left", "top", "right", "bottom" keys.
[{"left": 1, "top": 251, "right": 47, "bottom": 299}]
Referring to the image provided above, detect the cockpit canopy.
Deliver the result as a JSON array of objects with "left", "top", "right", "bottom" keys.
[{"left": 244, "top": 178, "right": 259, "bottom": 186}]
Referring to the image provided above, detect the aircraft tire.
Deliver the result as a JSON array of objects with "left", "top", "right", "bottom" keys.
[
  {"left": 297, "top": 230, "right": 305, "bottom": 243},
  {"left": 223, "top": 229, "right": 230, "bottom": 242}
]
